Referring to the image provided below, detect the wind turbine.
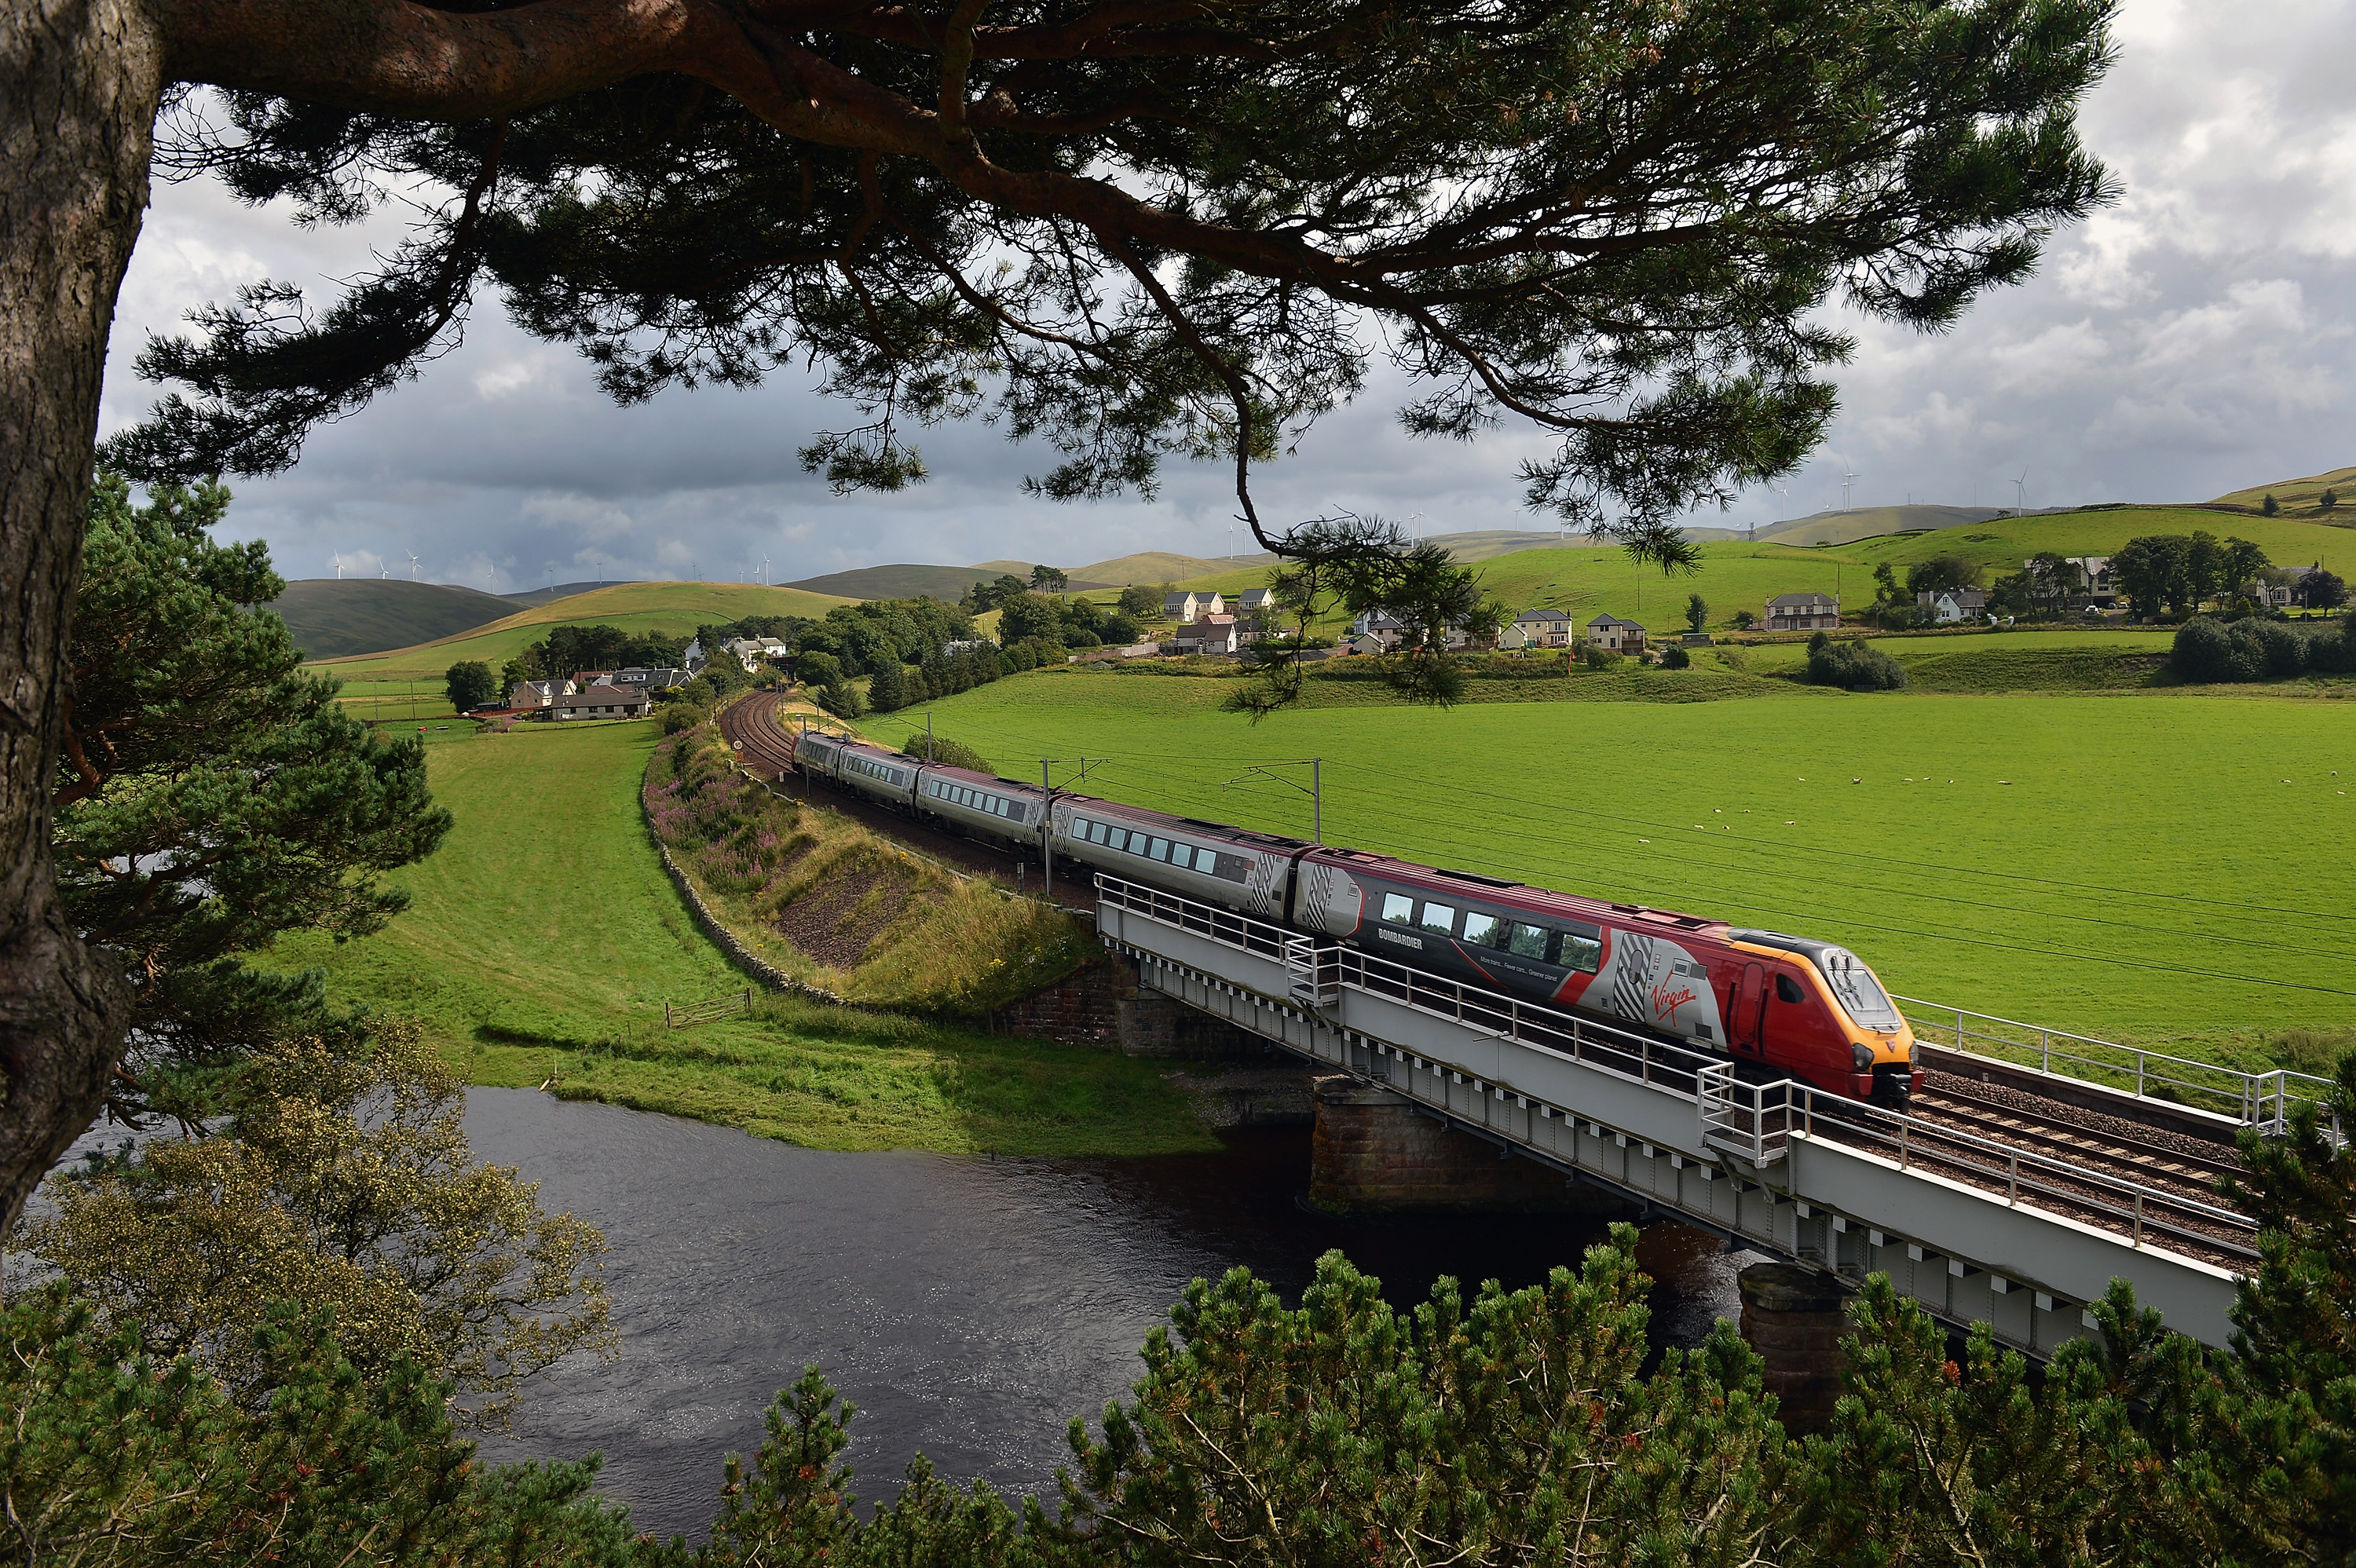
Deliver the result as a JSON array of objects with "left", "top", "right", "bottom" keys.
[
  {"left": 406, "top": 550, "right": 419, "bottom": 581},
  {"left": 2012, "top": 469, "right": 2029, "bottom": 514},
  {"left": 1840, "top": 462, "right": 1860, "bottom": 513},
  {"left": 333, "top": 552, "right": 343, "bottom": 579}
]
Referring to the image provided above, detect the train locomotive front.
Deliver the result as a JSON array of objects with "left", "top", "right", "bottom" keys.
[{"left": 1290, "top": 850, "right": 1920, "bottom": 1105}]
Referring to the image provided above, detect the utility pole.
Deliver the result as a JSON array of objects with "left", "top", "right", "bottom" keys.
[{"left": 1041, "top": 760, "right": 1053, "bottom": 894}]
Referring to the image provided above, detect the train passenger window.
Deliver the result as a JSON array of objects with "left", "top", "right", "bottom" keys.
[
  {"left": 1089, "top": 821, "right": 1107, "bottom": 843},
  {"left": 1418, "top": 901, "right": 1457, "bottom": 936},
  {"left": 1171, "top": 844, "right": 1195, "bottom": 869},
  {"left": 1505, "top": 922, "right": 1549, "bottom": 958},
  {"left": 1149, "top": 837, "right": 1169, "bottom": 860},
  {"left": 1462, "top": 912, "right": 1500, "bottom": 946},
  {"left": 1557, "top": 930, "right": 1602, "bottom": 973},
  {"left": 1382, "top": 893, "right": 1415, "bottom": 923},
  {"left": 1776, "top": 974, "right": 1805, "bottom": 1004},
  {"left": 1108, "top": 828, "right": 1129, "bottom": 851}
]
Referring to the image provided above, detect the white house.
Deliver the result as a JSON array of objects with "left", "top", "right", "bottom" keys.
[
  {"left": 1916, "top": 587, "right": 1989, "bottom": 623},
  {"left": 1237, "top": 587, "right": 1277, "bottom": 613},
  {"left": 1163, "top": 590, "right": 1225, "bottom": 623},
  {"left": 1511, "top": 607, "right": 1575, "bottom": 648},
  {"left": 682, "top": 636, "right": 707, "bottom": 673},
  {"left": 551, "top": 685, "right": 650, "bottom": 720},
  {"left": 1765, "top": 592, "right": 1839, "bottom": 631},
  {"left": 1585, "top": 614, "right": 1647, "bottom": 653},
  {"left": 507, "top": 678, "right": 573, "bottom": 710}
]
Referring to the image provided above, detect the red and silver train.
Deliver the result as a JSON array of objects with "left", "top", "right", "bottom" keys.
[{"left": 794, "top": 732, "right": 1922, "bottom": 1105}]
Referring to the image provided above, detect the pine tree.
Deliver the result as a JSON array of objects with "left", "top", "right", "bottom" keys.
[{"left": 866, "top": 658, "right": 908, "bottom": 713}]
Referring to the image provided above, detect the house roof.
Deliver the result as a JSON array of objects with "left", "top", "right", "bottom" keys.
[
  {"left": 1587, "top": 614, "right": 1643, "bottom": 628},
  {"left": 1766, "top": 592, "right": 1836, "bottom": 609},
  {"left": 1514, "top": 608, "right": 1571, "bottom": 623}
]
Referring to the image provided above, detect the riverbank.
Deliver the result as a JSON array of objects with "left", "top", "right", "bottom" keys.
[{"left": 271, "top": 722, "right": 1219, "bottom": 1156}]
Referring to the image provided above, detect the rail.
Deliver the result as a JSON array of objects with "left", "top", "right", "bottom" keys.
[
  {"left": 1099, "top": 875, "right": 2259, "bottom": 1264},
  {"left": 1894, "top": 994, "right": 2339, "bottom": 1139}
]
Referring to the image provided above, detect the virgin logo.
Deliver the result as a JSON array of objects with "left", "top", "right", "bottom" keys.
[{"left": 1652, "top": 982, "right": 1698, "bottom": 1025}]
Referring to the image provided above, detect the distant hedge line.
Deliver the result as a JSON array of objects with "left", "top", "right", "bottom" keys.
[{"left": 2171, "top": 612, "right": 2356, "bottom": 683}]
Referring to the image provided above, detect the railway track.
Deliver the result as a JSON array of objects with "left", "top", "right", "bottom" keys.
[
  {"left": 719, "top": 689, "right": 805, "bottom": 777},
  {"left": 1911, "top": 1084, "right": 2240, "bottom": 1202}
]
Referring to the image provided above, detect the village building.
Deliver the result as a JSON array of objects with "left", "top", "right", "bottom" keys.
[
  {"left": 1764, "top": 592, "right": 1839, "bottom": 631},
  {"left": 1584, "top": 614, "right": 1647, "bottom": 653},
  {"left": 1916, "top": 587, "right": 1990, "bottom": 623},
  {"left": 551, "top": 685, "right": 651, "bottom": 721}
]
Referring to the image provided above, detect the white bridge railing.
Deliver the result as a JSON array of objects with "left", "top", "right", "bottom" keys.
[
  {"left": 1895, "top": 995, "right": 2338, "bottom": 1140},
  {"left": 1096, "top": 875, "right": 2262, "bottom": 1265}
]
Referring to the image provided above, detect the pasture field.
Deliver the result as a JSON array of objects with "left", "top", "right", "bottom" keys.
[
  {"left": 306, "top": 580, "right": 855, "bottom": 680},
  {"left": 1098, "top": 509, "right": 2355, "bottom": 636},
  {"left": 269, "top": 721, "right": 1214, "bottom": 1156},
  {"left": 862, "top": 669, "right": 2356, "bottom": 1058}
]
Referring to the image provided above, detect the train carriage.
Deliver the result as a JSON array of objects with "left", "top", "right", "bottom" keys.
[
  {"left": 916, "top": 764, "right": 1049, "bottom": 848},
  {"left": 791, "top": 732, "right": 920, "bottom": 810},
  {"left": 1049, "top": 798, "right": 1305, "bottom": 919}
]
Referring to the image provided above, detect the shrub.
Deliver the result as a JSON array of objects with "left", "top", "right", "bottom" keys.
[
  {"left": 1803, "top": 631, "right": 1905, "bottom": 690},
  {"left": 2171, "top": 617, "right": 2236, "bottom": 682},
  {"left": 1577, "top": 643, "right": 1622, "bottom": 670},
  {"left": 796, "top": 649, "right": 842, "bottom": 688},
  {"left": 2259, "top": 620, "right": 2310, "bottom": 678},
  {"left": 896, "top": 734, "right": 994, "bottom": 773},
  {"left": 1661, "top": 645, "right": 1692, "bottom": 668},
  {"left": 2263, "top": 493, "right": 2281, "bottom": 516},
  {"left": 1117, "top": 583, "right": 1163, "bottom": 617},
  {"left": 660, "top": 702, "right": 708, "bottom": 735},
  {"left": 1731, "top": 609, "right": 1756, "bottom": 630}
]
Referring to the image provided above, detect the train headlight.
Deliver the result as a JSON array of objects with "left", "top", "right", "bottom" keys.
[
  {"left": 1908, "top": 1037, "right": 1920, "bottom": 1067},
  {"left": 1851, "top": 1043, "right": 1873, "bottom": 1074}
]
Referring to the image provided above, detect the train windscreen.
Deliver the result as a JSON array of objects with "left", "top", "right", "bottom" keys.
[{"left": 1818, "top": 947, "right": 1901, "bottom": 1031}]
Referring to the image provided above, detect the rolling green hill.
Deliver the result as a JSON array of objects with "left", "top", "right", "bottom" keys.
[
  {"left": 2211, "top": 463, "right": 2356, "bottom": 520},
  {"left": 785, "top": 563, "right": 994, "bottom": 600},
  {"left": 271, "top": 579, "right": 516, "bottom": 660},
  {"left": 1747, "top": 503, "right": 2009, "bottom": 547},
  {"left": 499, "top": 578, "right": 643, "bottom": 606}
]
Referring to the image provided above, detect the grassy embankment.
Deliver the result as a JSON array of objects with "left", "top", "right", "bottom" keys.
[
  {"left": 269, "top": 721, "right": 1215, "bottom": 1156},
  {"left": 645, "top": 723, "right": 1096, "bottom": 1011},
  {"left": 304, "top": 581, "right": 856, "bottom": 722},
  {"left": 858, "top": 668, "right": 2356, "bottom": 1066},
  {"left": 1081, "top": 508, "right": 2356, "bottom": 638}
]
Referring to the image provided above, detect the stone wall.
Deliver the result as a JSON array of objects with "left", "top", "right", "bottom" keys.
[
  {"left": 1308, "top": 1077, "right": 1626, "bottom": 1213},
  {"left": 649, "top": 837, "right": 852, "bottom": 1007}
]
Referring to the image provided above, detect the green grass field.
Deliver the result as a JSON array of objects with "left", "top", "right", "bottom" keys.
[
  {"left": 270, "top": 721, "right": 1216, "bottom": 1156},
  {"left": 862, "top": 668, "right": 2356, "bottom": 1058},
  {"left": 1094, "top": 509, "right": 2355, "bottom": 637}
]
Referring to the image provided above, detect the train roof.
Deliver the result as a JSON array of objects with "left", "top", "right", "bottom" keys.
[
  {"left": 1060, "top": 793, "right": 1315, "bottom": 853},
  {"left": 924, "top": 762, "right": 1043, "bottom": 795},
  {"left": 1301, "top": 846, "right": 1729, "bottom": 934}
]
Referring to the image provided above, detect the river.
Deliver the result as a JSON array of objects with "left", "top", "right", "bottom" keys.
[{"left": 466, "top": 1088, "right": 1758, "bottom": 1541}]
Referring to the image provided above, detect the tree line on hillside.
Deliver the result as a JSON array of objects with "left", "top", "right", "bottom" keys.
[
  {"left": 1857, "top": 535, "right": 2348, "bottom": 628},
  {"left": 2172, "top": 611, "right": 2356, "bottom": 684}
]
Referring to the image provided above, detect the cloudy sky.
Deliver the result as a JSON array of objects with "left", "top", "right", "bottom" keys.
[{"left": 100, "top": 0, "right": 2356, "bottom": 589}]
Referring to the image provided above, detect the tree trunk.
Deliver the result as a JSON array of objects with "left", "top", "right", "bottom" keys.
[{"left": 0, "top": 0, "right": 160, "bottom": 1234}]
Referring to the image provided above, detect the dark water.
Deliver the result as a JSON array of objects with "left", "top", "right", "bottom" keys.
[{"left": 464, "top": 1089, "right": 1754, "bottom": 1541}]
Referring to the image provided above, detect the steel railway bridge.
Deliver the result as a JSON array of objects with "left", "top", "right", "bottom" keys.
[{"left": 1092, "top": 875, "right": 2334, "bottom": 1358}]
